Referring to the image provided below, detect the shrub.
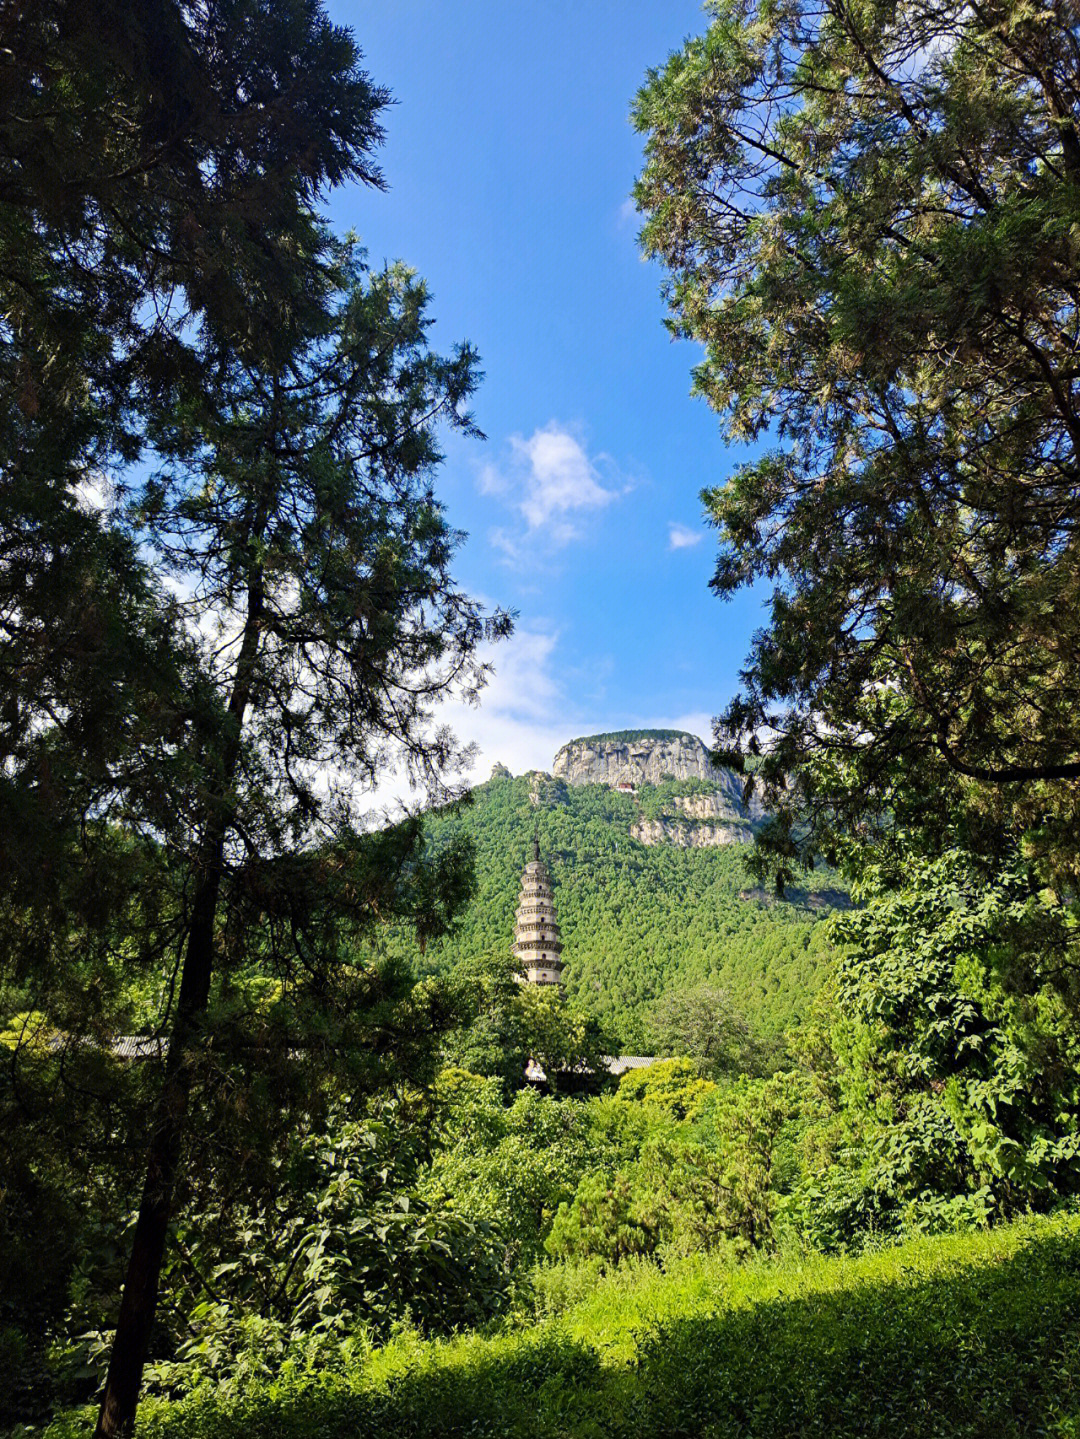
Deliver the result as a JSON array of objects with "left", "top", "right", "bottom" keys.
[{"left": 60, "top": 1211, "right": 1080, "bottom": 1439}]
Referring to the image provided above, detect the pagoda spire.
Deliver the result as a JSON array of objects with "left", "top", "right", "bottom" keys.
[{"left": 513, "top": 838, "right": 564, "bottom": 986}]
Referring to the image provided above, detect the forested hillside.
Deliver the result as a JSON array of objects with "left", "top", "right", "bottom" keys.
[{"left": 385, "top": 763, "right": 842, "bottom": 1048}]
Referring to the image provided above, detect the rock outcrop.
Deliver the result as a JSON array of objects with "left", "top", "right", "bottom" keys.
[
  {"left": 552, "top": 731, "right": 762, "bottom": 812},
  {"left": 671, "top": 788, "right": 766, "bottom": 822},
  {"left": 485, "top": 732, "right": 763, "bottom": 849},
  {"left": 526, "top": 771, "right": 568, "bottom": 807},
  {"left": 553, "top": 731, "right": 718, "bottom": 788},
  {"left": 630, "top": 817, "right": 754, "bottom": 849},
  {"left": 547, "top": 730, "right": 765, "bottom": 849}
]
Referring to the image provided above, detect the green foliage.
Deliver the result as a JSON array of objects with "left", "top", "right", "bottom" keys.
[
  {"left": 53, "top": 1214, "right": 1080, "bottom": 1439},
  {"left": 440, "top": 954, "right": 616, "bottom": 1090},
  {"left": 649, "top": 983, "right": 774, "bottom": 1076},
  {"left": 389, "top": 773, "right": 840, "bottom": 1047},
  {"left": 545, "top": 1138, "right": 748, "bottom": 1265},
  {"left": 526, "top": 832, "right": 1080, "bottom": 1270},
  {"left": 790, "top": 846, "right": 1080, "bottom": 1248},
  {"left": 545, "top": 1170, "right": 656, "bottom": 1264},
  {"left": 634, "top": 0, "right": 1080, "bottom": 882},
  {"left": 0, "top": 1009, "right": 170, "bottom": 1429},
  {"left": 0, "top": 965, "right": 474, "bottom": 1422},
  {"left": 424, "top": 1076, "right": 615, "bottom": 1269},
  {"left": 547, "top": 1068, "right": 802, "bottom": 1265},
  {"left": 438, "top": 956, "right": 532, "bottom": 1088},
  {"left": 0, "top": 1150, "right": 83, "bottom": 1427},
  {"left": 139, "top": 1106, "right": 508, "bottom": 1399},
  {"left": 2, "top": 0, "right": 389, "bottom": 958},
  {"left": 564, "top": 730, "right": 691, "bottom": 747},
  {"left": 615, "top": 1058, "right": 716, "bottom": 1120},
  {"left": 513, "top": 986, "right": 615, "bottom": 1092},
  {"left": 698, "top": 1073, "right": 807, "bottom": 1250}
]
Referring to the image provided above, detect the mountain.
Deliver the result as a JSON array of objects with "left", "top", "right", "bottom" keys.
[
  {"left": 387, "top": 732, "right": 842, "bottom": 1049},
  {"left": 551, "top": 729, "right": 766, "bottom": 850},
  {"left": 552, "top": 730, "right": 731, "bottom": 788}
]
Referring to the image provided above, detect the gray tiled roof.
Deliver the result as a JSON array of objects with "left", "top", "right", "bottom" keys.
[
  {"left": 525, "top": 1055, "right": 658, "bottom": 1082},
  {"left": 605, "top": 1055, "right": 659, "bottom": 1076},
  {"left": 43, "top": 1034, "right": 169, "bottom": 1059}
]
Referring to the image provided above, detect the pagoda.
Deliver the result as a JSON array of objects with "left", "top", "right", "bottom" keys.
[{"left": 513, "top": 835, "right": 564, "bottom": 985}]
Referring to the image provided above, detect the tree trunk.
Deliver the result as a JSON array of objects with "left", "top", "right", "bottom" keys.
[
  {"left": 95, "top": 567, "right": 264, "bottom": 1438},
  {"left": 93, "top": 888, "right": 217, "bottom": 1438}
]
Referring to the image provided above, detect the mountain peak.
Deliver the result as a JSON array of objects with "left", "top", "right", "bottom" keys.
[
  {"left": 552, "top": 730, "right": 715, "bottom": 788},
  {"left": 561, "top": 728, "right": 703, "bottom": 748}
]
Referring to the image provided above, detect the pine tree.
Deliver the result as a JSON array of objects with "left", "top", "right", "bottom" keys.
[
  {"left": 634, "top": 0, "right": 1080, "bottom": 881},
  {"left": 1, "top": 6, "right": 509, "bottom": 1432}
]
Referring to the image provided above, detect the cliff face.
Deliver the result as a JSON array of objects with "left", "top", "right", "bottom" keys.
[
  {"left": 630, "top": 817, "right": 754, "bottom": 849},
  {"left": 553, "top": 732, "right": 719, "bottom": 788},
  {"left": 547, "top": 731, "right": 763, "bottom": 848},
  {"left": 671, "top": 788, "right": 765, "bottom": 822}
]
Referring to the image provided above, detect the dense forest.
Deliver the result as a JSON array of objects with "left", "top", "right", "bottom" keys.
[
  {"left": 555, "top": 728, "right": 692, "bottom": 746},
  {"left": 4, "top": 1, "right": 1080, "bottom": 1436},
  {"left": 385, "top": 765, "right": 840, "bottom": 1047}
]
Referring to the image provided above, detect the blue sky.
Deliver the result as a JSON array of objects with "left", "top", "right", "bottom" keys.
[{"left": 330, "top": 2, "right": 767, "bottom": 783}]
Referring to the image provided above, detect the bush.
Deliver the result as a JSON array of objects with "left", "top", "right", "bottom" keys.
[{"left": 47, "top": 1212, "right": 1080, "bottom": 1439}]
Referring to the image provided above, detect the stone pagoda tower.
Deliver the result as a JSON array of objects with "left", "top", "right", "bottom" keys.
[{"left": 513, "top": 834, "right": 564, "bottom": 985}]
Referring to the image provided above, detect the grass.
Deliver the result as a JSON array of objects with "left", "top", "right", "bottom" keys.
[{"left": 46, "top": 1213, "right": 1080, "bottom": 1439}]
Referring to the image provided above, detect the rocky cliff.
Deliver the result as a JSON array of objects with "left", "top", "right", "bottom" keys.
[
  {"left": 630, "top": 817, "right": 754, "bottom": 848},
  {"left": 671, "top": 786, "right": 765, "bottom": 822},
  {"left": 544, "top": 730, "right": 763, "bottom": 848},
  {"left": 553, "top": 731, "right": 721, "bottom": 788},
  {"left": 552, "top": 732, "right": 761, "bottom": 810}
]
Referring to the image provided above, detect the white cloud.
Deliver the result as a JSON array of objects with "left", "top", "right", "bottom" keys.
[
  {"left": 618, "top": 196, "right": 638, "bottom": 227},
  {"left": 477, "top": 461, "right": 508, "bottom": 497},
  {"left": 351, "top": 640, "right": 719, "bottom": 821},
  {"left": 481, "top": 423, "right": 621, "bottom": 558},
  {"left": 488, "top": 526, "right": 525, "bottom": 565},
  {"left": 668, "top": 522, "right": 704, "bottom": 551},
  {"left": 75, "top": 474, "right": 112, "bottom": 514},
  {"left": 512, "top": 425, "right": 617, "bottom": 531},
  {"left": 661, "top": 711, "right": 713, "bottom": 745},
  {"left": 355, "top": 626, "right": 594, "bottom": 816},
  {"left": 435, "top": 626, "right": 592, "bottom": 778},
  {"left": 469, "top": 628, "right": 562, "bottom": 724}
]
